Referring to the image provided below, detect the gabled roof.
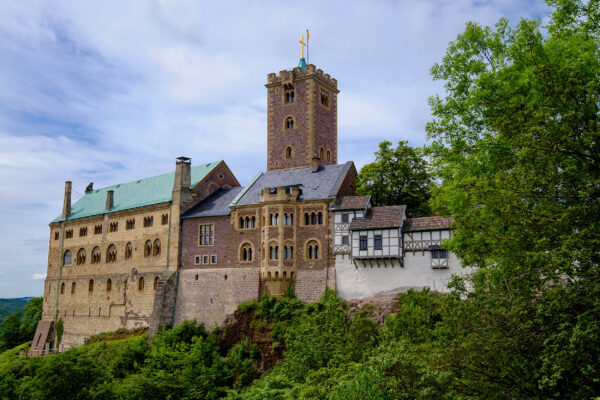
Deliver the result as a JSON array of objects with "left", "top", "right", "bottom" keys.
[
  {"left": 52, "top": 161, "right": 222, "bottom": 223},
  {"left": 231, "top": 162, "right": 354, "bottom": 206},
  {"left": 403, "top": 216, "right": 453, "bottom": 232},
  {"left": 182, "top": 187, "right": 243, "bottom": 219},
  {"left": 331, "top": 195, "right": 371, "bottom": 211},
  {"left": 350, "top": 205, "right": 406, "bottom": 230}
]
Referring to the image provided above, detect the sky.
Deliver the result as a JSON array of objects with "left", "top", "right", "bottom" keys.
[{"left": 0, "top": 0, "right": 551, "bottom": 298}]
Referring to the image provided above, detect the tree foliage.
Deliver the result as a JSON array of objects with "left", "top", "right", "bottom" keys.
[
  {"left": 356, "top": 140, "right": 432, "bottom": 216},
  {"left": 0, "top": 297, "right": 43, "bottom": 352},
  {"left": 426, "top": 0, "right": 600, "bottom": 397}
]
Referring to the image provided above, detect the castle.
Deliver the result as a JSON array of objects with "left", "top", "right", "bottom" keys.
[{"left": 31, "top": 57, "right": 461, "bottom": 354}]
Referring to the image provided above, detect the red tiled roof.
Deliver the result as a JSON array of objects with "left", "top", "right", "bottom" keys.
[
  {"left": 332, "top": 195, "right": 371, "bottom": 211},
  {"left": 403, "top": 216, "right": 453, "bottom": 232},
  {"left": 349, "top": 205, "right": 406, "bottom": 230}
]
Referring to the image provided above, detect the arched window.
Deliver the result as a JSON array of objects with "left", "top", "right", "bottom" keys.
[
  {"left": 251, "top": 216, "right": 256, "bottom": 228},
  {"left": 305, "top": 212, "right": 310, "bottom": 225},
  {"left": 71, "top": 282, "right": 76, "bottom": 294},
  {"left": 125, "top": 242, "right": 133, "bottom": 259},
  {"left": 88, "top": 279, "right": 94, "bottom": 292},
  {"left": 289, "top": 214, "right": 293, "bottom": 225},
  {"left": 138, "top": 277, "right": 144, "bottom": 291},
  {"left": 91, "top": 247, "right": 101, "bottom": 264},
  {"left": 240, "top": 243, "right": 253, "bottom": 262},
  {"left": 274, "top": 213, "right": 279, "bottom": 225},
  {"left": 285, "top": 147, "right": 293, "bottom": 159},
  {"left": 154, "top": 276, "right": 159, "bottom": 290},
  {"left": 106, "top": 244, "right": 117, "bottom": 263},
  {"left": 283, "top": 245, "right": 293, "bottom": 260},
  {"left": 307, "top": 240, "right": 320, "bottom": 260},
  {"left": 153, "top": 239, "right": 161, "bottom": 256},
  {"left": 326, "top": 150, "right": 331, "bottom": 162},
  {"left": 285, "top": 116, "right": 294, "bottom": 130},
  {"left": 318, "top": 212, "right": 323, "bottom": 225},
  {"left": 269, "top": 244, "right": 279, "bottom": 260},
  {"left": 311, "top": 212, "right": 317, "bottom": 225},
  {"left": 239, "top": 217, "right": 244, "bottom": 229},
  {"left": 63, "top": 250, "right": 72, "bottom": 265},
  {"left": 245, "top": 217, "right": 250, "bottom": 228},
  {"left": 76, "top": 248, "right": 86, "bottom": 265},
  {"left": 106, "top": 279, "right": 112, "bottom": 291},
  {"left": 320, "top": 147, "right": 324, "bottom": 159},
  {"left": 144, "top": 240, "right": 152, "bottom": 257},
  {"left": 285, "top": 90, "right": 295, "bottom": 103},
  {"left": 60, "top": 282, "right": 65, "bottom": 294}
]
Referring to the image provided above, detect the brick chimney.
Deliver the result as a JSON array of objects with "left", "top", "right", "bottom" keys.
[
  {"left": 311, "top": 157, "right": 321, "bottom": 173},
  {"left": 105, "top": 190, "right": 114, "bottom": 210},
  {"left": 172, "top": 156, "right": 193, "bottom": 212},
  {"left": 61, "top": 181, "right": 72, "bottom": 219}
]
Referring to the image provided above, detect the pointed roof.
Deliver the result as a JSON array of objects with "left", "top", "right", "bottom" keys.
[
  {"left": 350, "top": 205, "right": 407, "bottom": 230},
  {"left": 52, "top": 161, "right": 222, "bottom": 223},
  {"left": 403, "top": 217, "right": 453, "bottom": 232}
]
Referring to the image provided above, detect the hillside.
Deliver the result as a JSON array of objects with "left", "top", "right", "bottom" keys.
[{"left": 0, "top": 298, "right": 31, "bottom": 323}]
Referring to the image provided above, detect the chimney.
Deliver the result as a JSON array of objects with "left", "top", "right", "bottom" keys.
[
  {"left": 62, "top": 181, "right": 72, "bottom": 219},
  {"left": 105, "top": 190, "right": 114, "bottom": 210},
  {"left": 311, "top": 157, "right": 321, "bottom": 173},
  {"left": 173, "top": 156, "right": 192, "bottom": 192}
]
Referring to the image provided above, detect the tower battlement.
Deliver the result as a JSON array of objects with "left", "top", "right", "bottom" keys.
[{"left": 266, "top": 64, "right": 338, "bottom": 91}]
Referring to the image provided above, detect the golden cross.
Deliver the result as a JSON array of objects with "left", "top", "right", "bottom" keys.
[{"left": 299, "top": 34, "right": 306, "bottom": 58}]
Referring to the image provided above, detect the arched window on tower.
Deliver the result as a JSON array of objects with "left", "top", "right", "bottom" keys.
[
  {"left": 320, "top": 147, "right": 324, "bottom": 160},
  {"left": 63, "top": 250, "right": 72, "bottom": 266},
  {"left": 285, "top": 117, "right": 294, "bottom": 130},
  {"left": 153, "top": 239, "right": 161, "bottom": 256},
  {"left": 106, "top": 279, "right": 112, "bottom": 291},
  {"left": 144, "top": 240, "right": 152, "bottom": 257},
  {"left": 125, "top": 242, "right": 133, "bottom": 259},
  {"left": 285, "top": 147, "right": 293, "bottom": 159},
  {"left": 318, "top": 212, "right": 323, "bottom": 225},
  {"left": 327, "top": 150, "right": 331, "bottom": 162}
]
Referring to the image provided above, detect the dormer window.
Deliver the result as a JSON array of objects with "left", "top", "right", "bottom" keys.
[{"left": 285, "top": 117, "right": 294, "bottom": 130}]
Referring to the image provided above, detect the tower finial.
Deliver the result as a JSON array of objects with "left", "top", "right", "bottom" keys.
[{"left": 298, "top": 34, "right": 307, "bottom": 71}]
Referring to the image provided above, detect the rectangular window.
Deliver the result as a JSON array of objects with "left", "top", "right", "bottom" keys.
[
  {"left": 194, "top": 256, "right": 201, "bottom": 265},
  {"left": 162, "top": 214, "right": 168, "bottom": 225},
  {"left": 359, "top": 235, "right": 367, "bottom": 250},
  {"left": 198, "top": 224, "right": 214, "bottom": 246},
  {"left": 203, "top": 255, "right": 209, "bottom": 264},
  {"left": 211, "top": 255, "right": 217, "bottom": 264},
  {"left": 374, "top": 235, "right": 382, "bottom": 250},
  {"left": 342, "top": 213, "right": 349, "bottom": 223},
  {"left": 54, "top": 232, "right": 59, "bottom": 240},
  {"left": 432, "top": 250, "right": 448, "bottom": 259},
  {"left": 342, "top": 235, "right": 349, "bottom": 245}
]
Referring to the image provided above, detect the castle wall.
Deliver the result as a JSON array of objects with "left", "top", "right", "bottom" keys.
[
  {"left": 335, "top": 251, "right": 464, "bottom": 300},
  {"left": 174, "top": 268, "right": 260, "bottom": 328}
]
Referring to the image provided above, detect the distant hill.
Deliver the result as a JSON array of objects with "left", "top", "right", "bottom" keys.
[{"left": 0, "top": 298, "right": 32, "bottom": 324}]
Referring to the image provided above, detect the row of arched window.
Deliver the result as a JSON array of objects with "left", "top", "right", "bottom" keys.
[
  {"left": 63, "top": 240, "right": 161, "bottom": 266},
  {"left": 239, "top": 239, "right": 321, "bottom": 262},
  {"left": 239, "top": 216, "right": 256, "bottom": 229},
  {"left": 59, "top": 276, "right": 159, "bottom": 294},
  {"left": 304, "top": 212, "right": 323, "bottom": 225}
]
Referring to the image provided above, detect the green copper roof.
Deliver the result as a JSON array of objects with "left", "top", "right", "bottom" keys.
[{"left": 52, "top": 161, "right": 222, "bottom": 223}]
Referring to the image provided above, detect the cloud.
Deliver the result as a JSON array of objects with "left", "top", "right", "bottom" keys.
[
  {"left": 33, "top": 274, "right": 47, "bottom": 280},
  {"left": 0, "top": 0, "right": 551, "bottom": 297}
]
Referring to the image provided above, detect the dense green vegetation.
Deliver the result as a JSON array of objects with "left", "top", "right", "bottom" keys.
[
  {"left": 356, "top": 140, "right": 432, "bottom": 216},
  {"left": 0, "top": 297, "right": 42, "bottom": 353},
  {"left": 0, "top": 298, "right": 31, "bottom": 323}
]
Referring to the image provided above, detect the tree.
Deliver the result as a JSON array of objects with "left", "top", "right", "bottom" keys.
[
  {"left": 426, "top": 0, "right": 600, "bottom": 397},
  {"left": 356, "top": 141, "right": 432, "bottom": 216},
  {"left": 0, "top": 298, "right": 43, "bottom": 352}
]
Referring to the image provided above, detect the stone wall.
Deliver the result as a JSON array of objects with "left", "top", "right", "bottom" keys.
[{"left": 174, "top": 267, "right": 260, "bottom": 328}]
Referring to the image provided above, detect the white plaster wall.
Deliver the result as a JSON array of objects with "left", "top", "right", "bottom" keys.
[{"left": 335, "top": 251, "right": 468, "bottom": 300}]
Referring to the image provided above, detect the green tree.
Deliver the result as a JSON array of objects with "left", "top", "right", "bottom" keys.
[
  {"left": 356, "top": 140, "right": 432, "bottom": 216},
  {"left": 0, "top": 297, "right": 43, "bottom": 352},
  {"left": 426, "top": 0, "right": 600, "bottom": 397}
]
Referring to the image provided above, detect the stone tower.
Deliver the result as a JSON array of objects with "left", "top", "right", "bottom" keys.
[{"left": 266, "top": 64, "right": 339, "bottom": 172}]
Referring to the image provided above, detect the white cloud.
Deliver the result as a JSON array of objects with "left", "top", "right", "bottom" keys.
[{"left": 33, "top": 274, "right": 46, "bottom": 280}]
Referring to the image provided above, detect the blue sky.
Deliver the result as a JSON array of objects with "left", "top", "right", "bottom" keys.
[{"left": 0, "top": 0, "right": 550, "bottom": 298}]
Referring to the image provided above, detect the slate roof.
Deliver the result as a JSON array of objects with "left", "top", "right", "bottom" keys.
[
  {"left": 182, "top": 187, "right": 243, "bottom": 218},
  {"left": 52, "top": 161, "right": 222, "bottom": 223},
  {"left": 403, "top": 216, "right": 453, "bottom": 232},
  {"left": 331, "top": 195, "right": 371, "bottom": 211},
  {"left": 231, "top": 162, "right": 354, "bottom": 206},
  {"left": 349, "top": 205, "right": 407, "bottom": 230}
]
